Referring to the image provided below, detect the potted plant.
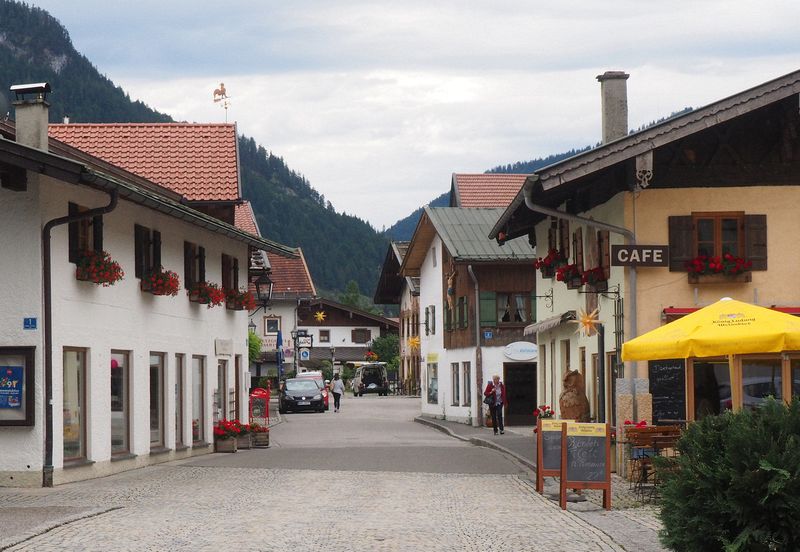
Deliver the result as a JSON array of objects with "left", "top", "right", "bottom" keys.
[
  {"left": 250, "top": 423, "right": 270, "bottom": 447},
  {"left": 225, "top": 288, "right": 257, "bottom": 311},
  {"left": 534, "top": 248, "right": 567, "bottom": 278},
  {"left": 187, "top": 281, "right": 226, "bottom": 307},
  {"left": 75, "top": 250, "right": 124, "bottom": 286},
  {"left": 213, "top": 419, "right": 241, "bottom": 452},
  {"left": 582, "top": 266, "right": 608, "bottom": 292},
  {"left": 532, "top": 404, "right": 554, "bottom": 433},
  {"left": 364, "top": 350, "right": 378, "bottom": 362},
  {"left": 686, "top": 254, "right": 752, "bottom": 283},
  {"left": 555, "top": 263, "right": 582, "bottom": 289},
  {"left": 141, "top": 266, "right": 181, "bottom": 296},
  {"left": 233, "top": 420, "right": 252, "bottom": 449}
]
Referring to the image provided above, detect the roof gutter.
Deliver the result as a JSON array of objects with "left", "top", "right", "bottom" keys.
[{"left": 521, "top": 178, "right": 639, "bottom": 421}]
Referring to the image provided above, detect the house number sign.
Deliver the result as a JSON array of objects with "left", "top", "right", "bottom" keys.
[{"left": 611, "top": 245, "right": 669, "bottom": 267}]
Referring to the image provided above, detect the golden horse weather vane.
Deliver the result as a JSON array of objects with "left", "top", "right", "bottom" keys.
[{"left": 212, "top": 82, "right": 231, "bottom": 122}]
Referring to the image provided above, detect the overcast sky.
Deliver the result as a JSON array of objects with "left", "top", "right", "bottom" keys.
[{"left": 28, "top": 0, "right": 800, "bottom": 229}]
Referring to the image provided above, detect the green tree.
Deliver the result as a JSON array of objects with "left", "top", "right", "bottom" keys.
[
  {"left": 370, "top": 334, "right": 399, "bottom": 372},
  {"left": 248, "top": 331, "right": 262, "bottom": 364}
]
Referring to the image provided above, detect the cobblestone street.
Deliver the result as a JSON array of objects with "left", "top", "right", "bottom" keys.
[{"left": 0, "top": 397, "right": 665, "bottom": 551}]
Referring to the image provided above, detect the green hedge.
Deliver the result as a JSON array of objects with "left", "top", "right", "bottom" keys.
[{"left": 658, "top": 398, "right": 800, "bottom": 551}]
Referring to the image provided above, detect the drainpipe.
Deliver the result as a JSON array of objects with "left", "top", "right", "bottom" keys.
[
  {"left": 467, "top": 265, "right": 482, "bottom": 427},
  {"left": 521, "top": 181, "right": 638, "bottom": 420},
  {"left": 42, "top": 188, "right": 118, "bottom": 487}
]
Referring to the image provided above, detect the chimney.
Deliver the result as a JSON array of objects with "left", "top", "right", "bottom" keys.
[
  {"left": 10, "top": 82, "right": 51, "bottom": 152},
  {"left": 596, "top": 71, "right": 629, "bottom": 144}
]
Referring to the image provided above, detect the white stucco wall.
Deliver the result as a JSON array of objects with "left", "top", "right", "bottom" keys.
[
  {"left": 1, "top": 173, "right": 251, "bottom": 486},
  {"left": 418, "top": 237, "right": 445, "bottom": 417}
]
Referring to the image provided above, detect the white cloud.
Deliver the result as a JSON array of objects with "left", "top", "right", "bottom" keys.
[{"left": 27, "top": 1, "right": 800, "bottom": 228}]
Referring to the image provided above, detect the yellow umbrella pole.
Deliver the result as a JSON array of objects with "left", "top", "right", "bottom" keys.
[{"left": 728, "top": 354, "right": 737, "bottom": 411}]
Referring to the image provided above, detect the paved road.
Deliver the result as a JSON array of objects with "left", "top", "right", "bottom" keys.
[{"left": 0, "top": 396, "right": 665, "bottom": 551}]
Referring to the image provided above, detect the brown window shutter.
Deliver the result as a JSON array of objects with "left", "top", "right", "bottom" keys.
[
  {"left": 745, "top": 214, "right": 767, "bottom": 271},
  {"left": 152, "top": 230, "right": 161, "bottom": 271},
  {"left": 198, "top": 247, "right": 206, "bottom": 282},
  {"left": 548, "top": 218, "right": 558, "bottom": 251},
  {"left": 221, "top": 254, "right": 231, "bottom": 289},
  {"left": 574, "top": 227, "right": 584, "bottom": 272},
  {"left": 233, "top": 258, "right": 239, "bottom": 289},
  {"left": 134, "top": 224, "right": 144, "bottom": 278},
  {"left": 599, "top": 231, "right": 611, "bottom": 279},
  {"left": 668, "top": 216, "right": 693, "bottom": 271},
  {"left": 92, "top": 216, "right": 103, "bottom": 253},
  {"left": 560, "top": 220, "right": 570, "bottom": 258},
  {"left": 68, "top": 202, "right": 79, "bottom": 263},
  {"left": 184, "top": 242, "right": 194, "bottom": 289}
]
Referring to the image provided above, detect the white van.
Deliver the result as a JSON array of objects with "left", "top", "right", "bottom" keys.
[{"left": 351, "top": 363, "right": 389, "bottom": 396}]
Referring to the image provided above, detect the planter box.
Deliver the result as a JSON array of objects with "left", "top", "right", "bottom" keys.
[
  {"left": 540, "top": 266, "right": 555, "bottom": 279},
  {"left": 189, "top": 290, "right": 211, "bottom": 305},
  {"left": 688, "top": 272, "right": 752, "bottom": 284},
  {"left": 214, "top": 438, "right": 237, "bottom": 453},
  {"left": 566, "top": 276, "right": 583, "bottom": 290},
  {"left": 75, "top": 269, "right": 95, "bottom": 283},
  {"left": 236, "top": 434, "right": 252, "bottom": 449},
  {"left": 252, "top": 432, "right": 270, "bottom": 448},
  {"left": 226, "top": 299, "right": 245, "bottom": 311}
]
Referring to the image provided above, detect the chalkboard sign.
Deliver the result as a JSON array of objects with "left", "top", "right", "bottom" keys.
[
  {"left": 565, "top": 425, "right": 607, "bottom": 482},
  {"left": 559, "top": 423, "right": 611, "bottom": 510},
  {"left": 535, "top": 419, "right": 572, "bottom": 494},
  {"left": 649, "top": 359, "right": 686, "bottom": 424}
]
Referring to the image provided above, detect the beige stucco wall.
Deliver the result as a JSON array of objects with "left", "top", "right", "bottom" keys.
[{"left": 625, "top": 185, "right": 800, "bottom": 339}]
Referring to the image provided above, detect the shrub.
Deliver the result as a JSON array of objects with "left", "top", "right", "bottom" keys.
[{"left": 658, "top": 398, "right": 800, "bottom": 551}]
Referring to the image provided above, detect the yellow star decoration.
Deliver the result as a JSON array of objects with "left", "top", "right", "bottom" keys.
[
  {"left": 314, "top": 311, "right": 326, "bottom": 323},
  {"left": 408, "top": 336, "right": 421, "bottom": 351},
  {"left": 572, "top": 308, "right": 601, "bottom": 337}
]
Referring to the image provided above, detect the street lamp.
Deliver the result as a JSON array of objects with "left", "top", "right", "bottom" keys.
[
  {"left": 248, "top": 319, "right": 257, "bottom": 333},
  {"left": 254, "top": 272, "right": 274, "bottom": 308}
]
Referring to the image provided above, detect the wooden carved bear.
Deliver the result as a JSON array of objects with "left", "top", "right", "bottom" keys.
[{"left": 559, "top": 369, "right": 591, "bottom": 422}]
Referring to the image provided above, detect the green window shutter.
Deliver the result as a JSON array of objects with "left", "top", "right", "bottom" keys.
[
  {"left": 530, "top": 290, "right": 537, "bottom": 324},
  {"left": 459, "top": 297, "right": 468, "bottom": 329},
  {"left": 479, "top": 291, "right": 497, "bottom": 327},
  {"left": 444, "top": 306, "right": 452, "bottom": 331},
  {"left": 425, "top": 307, "right": 430, "bottom": 336}
]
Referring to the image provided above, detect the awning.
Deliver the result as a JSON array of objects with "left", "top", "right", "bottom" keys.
[{"left": 523, "top": 310, "right": 576, "bottom": 336}]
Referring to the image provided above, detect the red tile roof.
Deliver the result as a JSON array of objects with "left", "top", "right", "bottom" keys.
[
  {"left": 234, "top": 201, "right": 261, "bottom": 236},
  {"left": 452, "top": 173, "right": 528, "bottom": 208},
  {"left": 266, "top": 249, "right": 316, "bottom": 297},
  {"left": 48, "top": 123, "right": 240, "bottom": 201}
]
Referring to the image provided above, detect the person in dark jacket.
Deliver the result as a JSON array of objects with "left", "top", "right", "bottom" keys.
[{"left": 484, "top": 375, "right": 508, "bottom": 435}]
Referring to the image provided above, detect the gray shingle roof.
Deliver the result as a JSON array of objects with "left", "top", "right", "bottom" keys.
[{"left": 425, "top": 207, "right": 536, "bottom": 261}]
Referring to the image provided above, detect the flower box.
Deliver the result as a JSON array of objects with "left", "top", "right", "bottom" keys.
[
  {"left": 189, "top": 290, "right": 211, "bottom": 304},
  {"left": 214, "top": 438, "right": 237, "bottom": 453},
  {"left": 566, "top": 276, "right": 583, "bottom": 290},
  {"left": 236, "top": 434, "right": 252, "bottom": 449},
  {"left": 141, "top": 267, "right": 181, "bottom": 296},
  {"left": 252, "top": 432, "right": 270, "bottom": 448},
  {"left": 688, "top": 272, "right": 752, "bottom": 284},
  {"left": 226, "top": 299, "right": 245, "bottom": 311},
  {"left": 187, "top": 281, "right": 225, "bottom": 308},
  {"left": 75, "top": 250, "right": 124, "bottom": 286},
  {"left": 535, "top": 249, "right": 567, "bottom": 279},
  {"left": 225, "top": 288, "right": 256, "bottom": 311}
]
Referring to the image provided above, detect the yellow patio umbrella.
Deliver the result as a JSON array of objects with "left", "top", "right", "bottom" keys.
[{"left": 622, "top": 297, "right": 800, "bottom": 409}]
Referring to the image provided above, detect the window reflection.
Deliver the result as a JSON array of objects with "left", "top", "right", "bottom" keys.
[
  {"left": 693, "top": 360, "right": 732, "bottom": 419},
  {"left": 741, "top": 359, "right": 782, "bottom": 409}
]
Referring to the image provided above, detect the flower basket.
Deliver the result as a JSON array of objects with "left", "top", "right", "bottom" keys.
[
  {"left": 534, "top": 249, "right": 567, "bottom": 279},
  {"left": 214, "top": 438, "right": 237, "bottom": 453},
  {"left": 141, "top": 267, "right": 181, "bottom": 296},
  {"left": 225, "top": 288, "right": 257, "bottom": 311},
  {"left": 187, "top": 281, "right": 225, "bottom": 308},
  {"left": 556, "top": 264, "right": 582, "bottom": 289},
  {"left": 685, "top": 254, "right": 752, "bottom": 283},
  {"left": 75, "top": 250, "right": 124, "bottom": 287}
]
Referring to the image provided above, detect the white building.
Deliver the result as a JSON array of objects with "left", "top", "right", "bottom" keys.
[{"left": 0, "top": 85, "right": 296, "bottom": 486}]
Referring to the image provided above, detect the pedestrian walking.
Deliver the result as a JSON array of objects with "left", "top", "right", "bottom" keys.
[
  {"left": 331, "top": 373, "right": 345, "bottom": 412},
  {"left": 483, "top": 375, "right": 508, "bottom": 435}
]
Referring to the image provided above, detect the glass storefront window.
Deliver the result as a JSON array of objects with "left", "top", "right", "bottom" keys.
[
  {"left": 693, "top": 360, "right": 732, "bottom": 419},
  {"left": 451, "top": 363, "right": 459, "bottom": 406},
  {"left": 192, "top": 356, "right": 204, "bottom": 443},
  {"left": 462, "top": 362, "right": 471, "bottom": 406},
  {"left": 63, "top": 349, "right": 85, "bottom": 460},
  {"left": 150, "top": 353, "right": 164, "bottom": 446},
  {"left": 427, "top": 363, "right": 438, "bottom": 404},
  {"left": 175, "top": 354, "right": 184, "bottom": 447},
  {"left": 741, "top": 359, "right": 782, "bottom": 410},
  {"left": 110, "top": 351, "right": 129, "bottom": 454}
]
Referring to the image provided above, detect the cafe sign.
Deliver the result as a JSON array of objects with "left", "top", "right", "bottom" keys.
[{"left": 611, "top": 245, "right": 669, "bottom": 267}]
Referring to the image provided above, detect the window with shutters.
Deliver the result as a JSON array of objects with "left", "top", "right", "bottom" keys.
[
  {"left": 572, "top": 227, "right": 584, "bottom": 272},
  {"left": 668, "top": 213, "right": 767, "bottom": 272},
  {"left": 496, "top": 293, "right": 530, "bottom": 325},
  {"left": 559, "top": 220, "right": 570, "bottom": 259},
  {"left": 221, "top": 253, "right": 239, "bottom": 290},
  {"left": 183, "top": 242, "right": 206, "bottom": 289},
  {"left": 351, "top": 328, "right": 371, "bottom": 344},
  {"left": 134, "top": 224, "right": 161, "bottom": 278},
  {"left": 68, "top": 203, "right": 103, "bottom": 263},
  {"left": 457, "top": 296, "right": 468, "bottom": 329}
]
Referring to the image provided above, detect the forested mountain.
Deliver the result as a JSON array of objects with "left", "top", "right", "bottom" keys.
[
  {"left": 384, "top": 192, "right": 449, "bottom": 241},
  {"left": 0, "top": 0, "right": 387, "bottom": 296}
]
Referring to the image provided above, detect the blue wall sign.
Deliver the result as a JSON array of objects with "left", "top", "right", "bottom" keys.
[
  {"left": 23, "top": 318, "right": 37, "bottom": 330},
  {"left": 0, "top": 366, "right": 23, "bottom": 408},
  {"left": 484, "top": 330, "right": 493, "bottom": 340}
]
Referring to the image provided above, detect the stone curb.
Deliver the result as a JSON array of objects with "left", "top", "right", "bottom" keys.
[
  {"left": 0, "top": 506, "right": 121, "bottom": 551},
  {"left": 414, "top": 416, "right": 536, "bottom": 472}
]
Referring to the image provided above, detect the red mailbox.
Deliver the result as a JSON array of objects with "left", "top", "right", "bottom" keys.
[{"left": 249, "top": 387, "right": 270, "bottom": 427}]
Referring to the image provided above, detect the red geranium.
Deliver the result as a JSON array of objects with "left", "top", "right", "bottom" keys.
[
  {"left": 143, "top": 266, "right": 181, "bottom": 296},
  {"left": 225, "top": 288, "right": 257, "bottom": 310},
  {"left": 214, "top": 419, "right": 242, "bottom": 440},
  {"left": 534, "top": 249, "right": 567, "bottom": 274},
  {"left": 555, "top": 263, "right": 581, "bottom": 282},
  {"left": 76, "top": 250, "right": 124, "bottom": 286},
  {"left": 187, "top": 281, "right": 226, "bottom": 308},
  {"left": 686, "top": 254, "right": 752, "bottom": 276}
]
